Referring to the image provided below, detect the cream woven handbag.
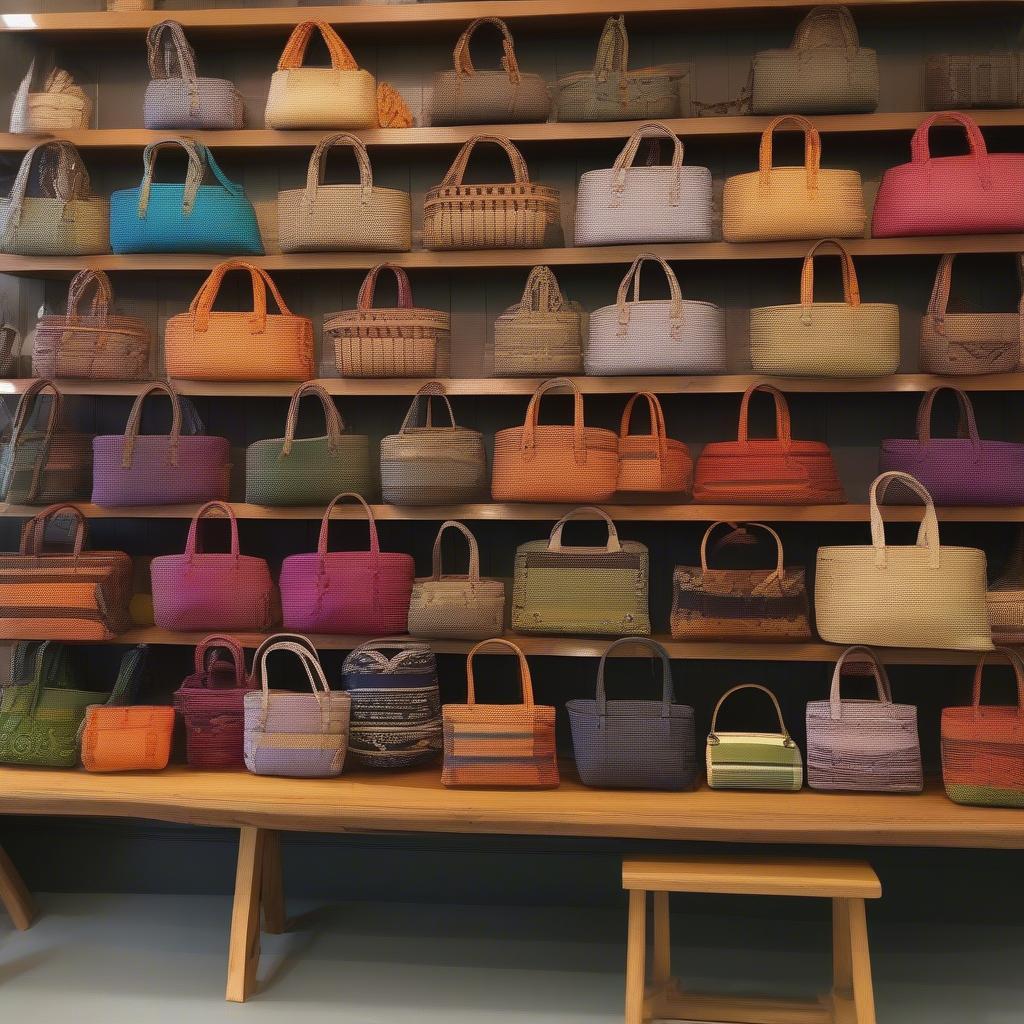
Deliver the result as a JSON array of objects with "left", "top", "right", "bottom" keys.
[
  {"left": 575, "top": 123, "right": 713, "bottom": 245},
  {"left": 723, "top": 116, "right": 866, "bottom": 242},
  {"left": 278, "top": 133, "right": 412, "bottom": 253},
  {"left": 586, "top": 253, "right": 726, "bottom": 375},
  {"left": 750, "top": 239, "right": 900, "bottom": 377},
  {"left": 815, "top": 471, "right": 994, "bottom": 651},
  {"left": 9, "top": 60, "right": 91, "bottom": 134}
]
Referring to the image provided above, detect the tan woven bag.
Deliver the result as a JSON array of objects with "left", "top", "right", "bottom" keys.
[
  {"left": 988, "top": 530, "right": 1024, "bottom": 645},
  {"left": 9, "top": 60, "right": 92, "bottom": 134},
  {"left": 616, "top": 392, "right": 692, "bottom": 496},
  {"left": 423, "top": 135, "right": 560, "bottom": 250},
  {"left": 723, "top": 116, "right": 866, "bottom": 242}
]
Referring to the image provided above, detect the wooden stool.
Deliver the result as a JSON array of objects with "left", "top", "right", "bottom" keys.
[
  {"left": 0, "top": 841, "right": 35, "bottom": 930},
  {"left": 622, "top": 855, "right": 881, "bottom": 1024}
]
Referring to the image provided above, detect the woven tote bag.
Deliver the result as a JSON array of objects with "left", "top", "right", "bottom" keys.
[
  {"left": 988, "top": 531, "right": 1024, "bottom": 645},
  {"left": 873, "top": 112, "right": 1024, "bottom": 237},
  {"left": 431, "top": 17, "right": 550, "bottom": 126},
  {"left": 91, "top": 380, "right": 230, "bottom": 507},
  {"left": 244, "top": 635, "right": 351, "bottom": 778},
  {"left": 815, "top": 471, "right": 993, "bottom": 650},
  {"left": 586, "top": 253, "right": 726, "bottom": 375},
  {"left": 0, "top": 141, "right": 108, "bottom": 256},
  {"left": 81, "top": 705, "right": 175, "bottom": 773},
  {"left": 9, "top": 60, "right": 91, "bottom": 134},
  {"left": 512, "top": 506, "right": 650, "bottom": 637},
  {"left": 575, "top": 123, "right": 713, "bottom": 245},
  {"left": 442, "top": 638, "right": 558, "bottom": 788},
  {"left": 423, "top": 135, "right": 560, "bottom": 250},
  {"left": 380, "top": 382, "right": 487, "bottom": 505},
  {"left": 616, "top": 392, "right": 692, "bottom": 496},
  {"left": 722, "top": 116, "right": 866, "bottom": 242},
  {"left": 144, "top": 20, "right": 244, "bottom": 130},
  {"left": 692, "top": 384, "right": 845, "bottom": 504},
  {"left": 749, "top": 239, "right": 900, "bottom": 377},
  {"left": 326, "top": 264, "right": 451, "bottom": 378},
  {"left": 165, "top": 260, "right": 314, "bottom": 381},
  {"left": 279, "top": 493, "right": 414, "bottom": 635},
  {"left": 568, "top": 637, "right": 696, "bottom": 790},
  {"left": 806, "top": 646, "right": 923, "bottom": 794},
  {"left": 926, "top": 53, "right": 1022, "bottom": 110},
  {"left": 493, "top": 266, "right": 584, "bottom": 376},
  {"left": 150, "top": 501, "right": 279, "bottom": 632},
  {"left": 491, "top": 377, "right": 619, "bottom": 503},
  {"left": 341, "top": 639, "right": 442, "bottom": 769},
  {"left": 671, "top": 521, "right": 812, "bottom": 642}
]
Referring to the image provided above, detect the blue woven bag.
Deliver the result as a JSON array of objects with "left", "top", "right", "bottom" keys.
[{"left": 109, "top": 136, "right": 263, "bottom": 254}]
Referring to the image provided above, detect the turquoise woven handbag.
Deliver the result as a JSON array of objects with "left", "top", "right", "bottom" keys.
[{"left": 109, "top": 137, "right": 263, "bottom": 255}]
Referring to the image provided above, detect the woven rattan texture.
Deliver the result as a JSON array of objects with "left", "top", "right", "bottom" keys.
[
  {"left": 11, "top": 63, "right": 92, "bottom": 134},
  {"left": 615, "top": 392, "right": 692, "bottom": 495},
  {"left": 925, "top": 53, "right": 1022, "bottom": 109},
  {"left": 81, "top": 706, "right": 175, "bottom": 772},
  {"left": 988, "top": 532, "right": 1024, "bottom": 645}
]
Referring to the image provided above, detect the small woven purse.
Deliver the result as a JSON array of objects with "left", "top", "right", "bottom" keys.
[
  {"left": 988, "top": 531, "right": 1024, "bottom": 645},
  {"left": 81, "top": 705, "right": 175, "bottom": 773},
  {"left": 9, "top": 60, "right": 92, "bottom": 133},
  {"left": 616, "top": 392, "right": 692, "bottom": 496}
]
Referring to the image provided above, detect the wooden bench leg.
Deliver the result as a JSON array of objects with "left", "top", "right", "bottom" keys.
[
  {"left": 226, "top": 826, "right": 268, "bottom": 1003},
  {"left": 0, "top": 842, "right": 35, "bottom": 931},
  {"left": 847, "top": 899, "right": 876, "bottom": 1024},
  {"left": 260, "top": 830, "right": 287, "bottom": 935},
  {"left": 651, "top": 891, "right": 670, "bottom": 989},
  {"left": 625, "top": 889, "right": 647, "bottom": 1024}
]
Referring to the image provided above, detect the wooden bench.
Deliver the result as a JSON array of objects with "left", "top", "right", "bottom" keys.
[{"left": 0, "top": 842, "right": 34, "bottom": 931}]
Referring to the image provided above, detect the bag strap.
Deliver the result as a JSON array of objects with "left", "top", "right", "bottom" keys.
[
  {"left": 146, "top": 20, "right": 199, "bottom": 84},
  {"left": 1, "top": 142, "right": 91, "bottom": 249},
  {"left": 619, "top": 392, "right": 670, "bottom": 475},
  {"left": 547, "top": 505, "right": 621, "bottom": 554},
  {"left": 121, "top": 380, "right": 187, "bottom": 469},
  {"left": 520, "top": 376, "right": 586, "bottom": 464},
  {"left": 303, "top": 132, "right": 374, "bottom": 209},
  {"left": 828, "top": 645, "right": 893, "bottom": 721},
  {"left": 927, "top": 253, "right": 1024, "bottom": 325},
  {"left": 516, "top": 266, "right": 566, "bottom": 314},
  {"left": 399, "top": 381, "right": 458, "bottom": 433},
  {"left": 252, "top": 634, "right": 332, "bottom": 735},
  {"left": 972, "top": 647, "right": 1024, "bottom": 717},
  {"left": 184, "top": 500, "right": 239, "bottom": 560},
  {"left": 592, "top": 15, "right": 629, "bottom": 80},
  {"left": 106, "top": 644, "right": 148, "bottom": 707},
  {"left": 914, "top": 386, "right": 981, "bottom": 448},
  {"left": 595, "top": 637, "right": 673, "bottom": 719},
  {"left": 868, "top": 471, "right": 941, "bottom": 569},
  {"left": 737, "top": 383, "right": 792, "bottom": 445},
  {"left": 276, "top": 21, "right": 359, "bottom": 72},
  {"left": 452, "top": 17, "right": 521, "bottom": 84},
  {"left": 615, "top": 253, "right": 683, "bottom": 340},
  {"left": 194, "top": 633, "right": 247, "bottom": 689},
  {"left": 318, "top": 492, "right": 379, "bottom": 559},
  {"left": 190, "top": 260, "right": 293, "bottom": 334},
  {"left": 440, "top": 134, "right": 531, "bottom": 188},
  {"left": 357, "top": 263, "right": 414, "bottom": 311},
  {"left": 700, "top": 521, "right": 786, "bottom": 593},
  {"left": 611, "top": 123, "right": 684, "bottom": 206},
  {"left": 709, "top": 683, "right": 794, "bottom": 744},
  {"left": 65, "top": 268, "right": 113, "bottom": 320},
  {"left": 911, "top": 112, "right": 991, "bottom": 186},
  {"left": 281, "top": 381, "right": 344, "bottom": 455},
  {"left": 465, "top": 637, "right": 533, "bottom": 707},
  {"left": 430, "top": 520, "right": 481, "bottom": 582},
  {"left": 793, "top": 4, "right": 860, "bottom": 53},
  {"left": 138, "top": 137, "right": 242, "bottom": 219},
  {"left": 799, "top": 238, "right": 861, "bottom": 312},
  {"left": 20, "top": 503, "right": 88, "bottom": 558},
  {"left": 759, "top": 115, "right": 821, "bottom": 192}
]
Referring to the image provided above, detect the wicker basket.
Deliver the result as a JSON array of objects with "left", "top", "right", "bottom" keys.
[{"left": 10, "top": 61, "right": 92, "bottom": 134}]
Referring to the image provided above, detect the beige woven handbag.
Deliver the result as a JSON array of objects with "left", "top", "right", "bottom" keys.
[
  {"left": 423, "top": 135, "right": 560, "bottom": 250},
  {"left": 815, "top": 471, "right": 994, "bottom": 651},
  {"left": 278, "top": 133, "right": 412, "bottom": 253},
  {"left": 750, "top": 239, "right": 900, "bottom": 377},
  {"left": 926, "top": 53, "right": 1022, "bottom": 110},
  {"left": 723, "top": 116, "right": 866, "bottom": 242},
  {"left": 988, "top": 530, "right": 1024, "bottom": 645},
  {"left": 9, "top": 60, "right": 91, "bottom": 134},
  {"left": 616, "top": 392, "right": 692, "bottom": 496}
]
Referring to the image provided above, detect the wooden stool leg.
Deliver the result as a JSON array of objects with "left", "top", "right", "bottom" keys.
[
  {"left": 0, "top": 843, "right": 35, "bottom": 931},
  {"left": 652, "top": 891, "right": 671, "bottom": 988},
  {"left": 260, "top": 830, "right": 287, "bottom": 935},
  {"left": 226, "top": 826, "right": 266, "bottom": 1003},
  {"left": 625, "top": 889, "right": 647, "bottom": 1024},
  {"left": 847, "top": 898, "right": 877, "bottom": 1024}
]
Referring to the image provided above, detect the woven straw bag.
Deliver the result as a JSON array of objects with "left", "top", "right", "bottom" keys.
[
  {"left": 586, "top": 253, "right": 726, "bottom": 375},
  {"left": 815, "top": 471, "right": 993, "bottom": 650},
  {"left": 988, "top": 531, "right": 1024, "bottom": 645},
  {"left": 722, "top": 116, "right": 866, "bottom": 242},
  {"left": 575, "top": 123, "right": 713, "bottom": 245},
  {"left": 423, "top": 135, "right": 560, "bottom": 250},
  {"left": 380, "top": 382, "right": 487, "bottom": 505},
  {"left": 9, "top": 60, "right": 91, "bottom": 134},
  {"left": 926, "top": 53, "right": 1022, "bottom": 110},
  {"left": 442, "top": 638, "right": 558, "bottom": 789},
  {"left": 431, "top": 17, "right": 550, "bottom": 126},
  {"left": 278, "top": 133, "right": 412, "bottom": 253},
  {"left": 493, "top": 266, "right": 583, "bottom": 376},
  {"left": 749, "top": 239, "right": 900, "bottom": 377},
  {"left": 492, "top": 377, "right": 619, "bottom": 503},
  {"left": 81, "top": 705, "right": 175, "bottom": 773},
  {"left": 0, "top": 141, "right": 109, "bottom": 256},
  {"left": 512, "top": 506, "right": 650, "bottom": 637},
  {"left": 326, "top": 264, "right": 451, "bottom": 378},
  {"left": 165, "top": 260, "right": 314, "bottom": 381},
  {"left": 616, "top": 392, "right": 692, "bottom": 496}
]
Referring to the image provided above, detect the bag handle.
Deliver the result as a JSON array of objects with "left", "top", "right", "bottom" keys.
[
  {"left": 592, "top": 15, "right": 629, "bottom": 80},
  {"left": 137, "top": 138, "right": 231, "bottom": 219},
  {"left": 146, "top": 20, "right": 199, "bottom": 85},
  {"left": 318, "top": 492, "right": 379, "bottom": 559},
  {"left": 190, "top": 260, "right": 294, "bottom": 335},
  {"left": 184, "top": 500, "right": 239, "bottom": 560},
  {"left": 1, "top": 142, "right": 91, "bottom": 249},
  {"left": 709, "top": 683, "right": 794, "bottom": 745},
  {"left": 281, "top": 381, "right": 344, "bottom": 456},
  {"left": 737, "top": 383, "right": 793, "bottom": 445},
  {"left": 440, "top": 135, "right": 531, "bottom": 188},
  {"left": 399, "top": 380, "right": 458, "bottom": 433},
  {"left": 700, "top": 521, "right": 786, "bottom": 591},
  {"left": 619, "top": 392, "right": 670, "bottom": 476},
  {"left": 759, "top": 115, "right": 821, "bottom": 192},
  {"left": 465, "top": 637, "right": 534, "bottom": 707},
  {"left": 868, "top": 471, "right": 941, "bottom": 569},
  {"left": 926, "top": 253, "right": 1024, "bottom": 327},
  {"left": 828, "top": 645, "right": 894, "bottom": 721},
  {"left": 547, "top": 505, "right": 622, "bottom": 554},
  {"left": 253, "top": 634, "right": 333, "bottom": 735},
  {"left": 65, "top": 269, "right": 113, "bottom": 320},
  {"left": 798, "top": 239, "right": 861, "bottom": 315},
  {"left": 20, "top": 503, "right": 88, "bottom": 558},
  {"left": 452, "top": 17, "right": 521, "bottom": 84},
  {"left": 914, "top": 386, "right": 981, "bottom": 448},
  {"left": 357, "top": 263, "right": 414, "bottom": 311},
  {"left": 611, "top": 123, "right": 684, "bottom": 206},
  {"left": 516, "top": 266, "right": 566, "bottom": 314},
  {"left": 615, "top": 253, "right": 683, "bottom": 340},
  {"left": 430, "top": 520, "right": 481, "bottom": 582},
  {"left": 303, "top": 132, "right": 374, "bottom": 210},
  {"left": 194, "top": 633, "right": 248, "bottom": 689},
  {"left": 120, "top": 380, "right": 190, "bottom": 469},
  {"left": 595, "top": 637, "right": 673, "bottom": 720},
  {"left": 276, "top": 21, "right": 359, "bottom": 72},
  {"left": 793, "top": 5, "right": 860, "bottom": 53},
  {"left": 910, "top": 112, "right": 991, "bottom": 186},
  {"left": 520, "top": 377, "right": 587, "bottom": 465},
  {"left": 972, "top": 647, "right": 1024, "bottom": 718}
]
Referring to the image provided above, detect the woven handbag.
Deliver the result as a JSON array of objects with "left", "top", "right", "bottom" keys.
[
  {"left": 706, "top": 683, "right": 803, "bottom": 791},
  {"left": 244, "top": 634, "right": 351, "bottom": 779},
  {"left": 575, "top": 123, "right": 713, "bottom": 245},
  {"left": 671, "top": 521, "right": 812, "bottom": 642},
  {"left": 722, "top": 116, "right": 866, "bottom": 242},
  {"left": 279, "top": 492, "right": 414, "bottom": 635},
  {"left": 326, "top": 264, "right": 451, "bottom": 378},
  {"left": 442, "top": 638, "right": 558, "bottom": 788},
  {"left": 873, "top": 112, "right": 1024, "bottom": 237},
  {"left": 278, "top": 133, "right": 412, "bottom": 253},
  {"left": 431, "top": 17, "right": 551, "bottom": 126},
  {"left": 380, "top": 382, "right": 487, "bottom": 505},
  {"left": 815, "top": 471, "right": 993, "bottom": 650},
  {"left": 9, "top": 60, "right": 91, "bottom": 134},
  {"left": 92, "top": 380, "right": 230, "bottom": 507},
  {"left": 145, "top": 20, "right": 244, "bottom": 130},
  {"left": 586, "top": 253, "right": 727, "bottom": 375},
  {"left": 81, "top": 705, "right": 175, "bottom": 773},
  {"left": 165, "top": 260, "right": 314, "bottom": 381},
  {"left": 692, "top": 383, "right": 845, "bottom": 504},
  {"left": 491, "top": 377, "right": 619, "bottom": 503},
  {"left": 988, "top": 531, "right": 1024, "bottom": 645},
  {"left": 749, "top": 238, "right": 900, "bottom": 377},
  {"left": 926, "top": 53, "right": 1022, "bottom": 110},
  {"left": 512, "top": 506, "right": 650, "bottom": 637},
  {"left": 568, "top": 637, "right": 696, "bottom": 790},
  {"left": 806, "top": 646, "right": 922, "bottom": 794},
  {"left": 150, "top": 501, "right": 279, "bottom": 632},
  {"left": 423, "top": 135, "right": 560, "bottom": 250},
  {"left": 942, "top": 648, "right": 1024, "bottom": 808},
  {"left": 341, "top": 639, "right": 442, "bottom": 769},
  {"left": 616, "top": 392, "right": 692, "bottom": 496},
  {"left": 493, "top": 266, "right": 584, "bottom": 376}
]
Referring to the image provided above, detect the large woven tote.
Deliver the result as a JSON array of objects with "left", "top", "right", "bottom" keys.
[
  {"left": 165, "top": 260, "right": 314, "bottom": 381},
  {"left": 749, "top": 239, "right": 900, "bottom": 377},
  {"left": 722, "top": 116, "right": 866, "bottom": 242},
  {"left": 491, "top": 377, "right": 619, "bottom": 503},
  {"left": 568, "top": 637, "right": 696, "bottom": 791},
  {"left": 815, "top": 471, "right": 993, "bottom": 650},
  {"left": 442, "top": 638, "right": 558, "bottom": 789},
  {"left": 926, "top": 53, "right": 1022, "bottom": 110},
  {"left": 586, "top": 253, "right": 727, "bottom": 375},
  {"left": 9, "top": 60, "right": 92, "bottom": 134},
  {"left": 616, "top": 391, "right": 692, "bottom": 496},
  {"left": 988, "top": 531, "right": 1024, "bottom": 645},
  {"left": 575, "top": 122, "right": 713, "bottom": 245}
]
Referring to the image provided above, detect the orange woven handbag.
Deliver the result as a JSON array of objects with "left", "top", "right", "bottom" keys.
[
  {"left": 616, "top": 391, "right": 692, "bottom": 495},
  {"left": 80, "top": 705, "right": 175, "bottom": 772}
]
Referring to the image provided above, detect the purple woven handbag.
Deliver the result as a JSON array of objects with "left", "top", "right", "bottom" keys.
[{"left": 878, "top": 386, "right": 1024, "bottom": 505}]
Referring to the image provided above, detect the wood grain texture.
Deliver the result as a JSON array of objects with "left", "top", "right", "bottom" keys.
[
  {"left": 225, "top": 825, "right": 264, "bottom": 1003},
  {"left": 0, "top": 841, "right": 35, "bottom": 930}
]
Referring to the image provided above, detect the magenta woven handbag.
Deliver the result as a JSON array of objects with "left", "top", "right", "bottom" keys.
[
  {"left": 873, "top": 112, "right": 1024, "bottom": 237},
  {"left": 150, "top": 501, "right": 279, "bottom": 631},
  {"left": 91, "top": 380, "right": 230, "bottom": 507},
  {"left": 279, "top": 492, "right": 414, "bottom": 635}
]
